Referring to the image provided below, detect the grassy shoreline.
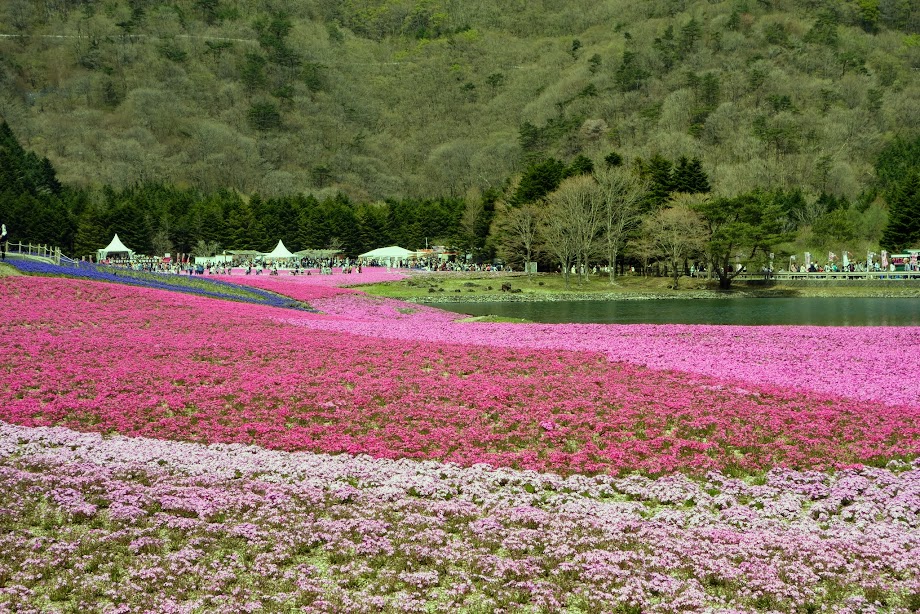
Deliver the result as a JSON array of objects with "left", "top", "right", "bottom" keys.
[
  {"left": 6, "top": 262, "right": 919, "bottom": 301},
  {"left": 357, "top": 271, "right": 920, "bottom": 302}
]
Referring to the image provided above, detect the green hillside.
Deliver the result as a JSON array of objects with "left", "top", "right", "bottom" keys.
[{"left": 2, "top": 0, "right": 918, "bottom": 203}]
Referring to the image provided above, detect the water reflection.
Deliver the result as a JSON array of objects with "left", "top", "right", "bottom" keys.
[{"left": 436, "top": 297, "right": 920, "bottom": 326}]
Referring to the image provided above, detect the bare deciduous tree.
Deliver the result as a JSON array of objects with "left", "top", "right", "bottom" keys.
[
  {"left": 150, "top": 228, "right": 174, "bottom": 257},
  {"left": 459, "top": 196, "right": 485, "bottom": 256},
  {"left": 539, "top": 205, "right": 578, "bottom": 285},
  {"left": 627, "top": 235, "right": 656, "bottom": 277},
  {"left": 544, "top": 174, "right": 603, "bottom": 283},
  {"left": 596, "top": 166, "right": 648, "bottom": 283},
  {"left": 641, "top": 195, "right": 708, "bottom": 289},
  {"left": 492, "top": 201, "right": 540, "bottom": 274},
  {"left": 191, "top": 238, "right": 221, "bottom": 258}
]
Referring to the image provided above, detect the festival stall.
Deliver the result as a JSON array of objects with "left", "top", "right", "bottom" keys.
[
  {"left": 97, "top": 234, "right": 134, "bottom": 261},
  {"left": 358, "top": 246, "right": 416, "bottom": 267}
]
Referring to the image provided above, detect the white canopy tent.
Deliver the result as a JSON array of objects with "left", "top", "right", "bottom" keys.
[
  {"left": 97, "top": 234, "right": 134, "bottom": 260},
  {"left": 264, "top": 240, "right": 294, "bottom": 259},
  {"left": 358, "top": 246, "right": 416, "bottom": 260}
]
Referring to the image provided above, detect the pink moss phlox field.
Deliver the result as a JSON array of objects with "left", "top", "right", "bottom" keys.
[
  {"left": 2, "top": 422, "right": 920, "bottom": 613},
  {"left": 227, "top": 273, "right": 920, "bottom": 406},
  {"left": 280, "top": 305, "right": 920, "bottom": 407},
  {"left": 217, "top": 267, "right": 409, "bottom": 302},
  {"left": 2, "top": 277, "right": 919, "bottom": 476}
]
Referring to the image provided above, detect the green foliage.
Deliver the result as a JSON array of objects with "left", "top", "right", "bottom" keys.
[
  {"left": 240, "top": 52, "right": 268, "bottom": 91},
  {"left": 855, "top": 0, "right": 880, "bottom": 33},
  {"left": 519, "top": 116, "right": 583, "bottom": 163},
  {"left": 880, "top": 172, "right": 920, "bottom": 252},
  {"left": 812, "top": 208, "right": 857, "bottom": 246},
  {"left": 654, "top": 25, "right": 678, "bottom": 71},
  {"left": 0, "top": 123, "right": 476, "bottom": 257},
  {"left": 639, "top": 154, "right": 674, "bottom": 208},
  {"left": 247, "top": 102, "right": 282, "bottom": 131},
  {"left": 486, "top": 72, "right": 505, "bottom": 89},
  {"left": 303, "top": 62, "right": 326, "bottom": 92},
  {"left": 512, "top": 159, "right": 568, "bottom": 205},
  {"left": 195, "top": 0, "right": 221, "bottom": 25},
  {"left": 204, "top": 39, "right": 233, "bottom": 56},
  {"left": 0, "top": 123, "right": 76, "bottom": 251},
  {"left": 693, "top": 191, "right": 788, "bottom": 289},
  {"left": 588, "top": 54, "right": 601, "bottom": 73},
  {"left": 673, "top": 157, "right": 711, "bottom": 194},
  {"left": 876, "top": 136, "right": 920, "bottom": 194},
  {"left": 254, "top": 12, "right": 298, "bottom": 67},
  {"left": 615, "top": 50, "right": 649, "bottom": 92},
  {"left": 763, "top": 22, "right": 789, "bottom": 46},
  {"left": 158, "top": 41, "right": 188, "bottom": 63},
  {"left": 570, "top": 39, "right": 582, "bottom": 58},
  {"left": 567, "top": 155, "right": 594, "bottom": 177},
  {"left": 679, "top": 18, "right": 703, "bottom": 54},
  {"left": 604, "top": 151, "right": 623, "bottom": 167},
  {"left": 878, "top": 135, "right": 920, "bottom": 252},
  {"left": 0, "top": 0, "right": 915, "bottom": 212},
  {"left": 804, "top": 11, "right": 840, "bottom": 46},
  {"left": 511, "top": 156, "right": 596, "bottom": 206}
]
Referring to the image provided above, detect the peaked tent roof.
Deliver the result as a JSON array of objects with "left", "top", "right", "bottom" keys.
[
  {"left": 358, "top": 245, "right": 416, "bottom": 259},
  {"left": 98, "top": 234, "right": 134, "bottom": 257},
  {"left": 264, "top": 240, "right": 294, "bottom": 259}
]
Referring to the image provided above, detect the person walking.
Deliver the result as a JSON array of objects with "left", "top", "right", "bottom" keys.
[{"left": 0, "top": 223, "right": 7, "bottom": 261}]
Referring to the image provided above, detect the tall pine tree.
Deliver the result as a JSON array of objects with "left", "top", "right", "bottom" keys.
[
  {"left": 880, "top": 172, "right": 920, "bottom": 252},
  {"left": 673, "top": 157, "right": 711, "bottom": 194}
]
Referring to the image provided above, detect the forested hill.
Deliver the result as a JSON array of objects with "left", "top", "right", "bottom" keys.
[{"left": 0, "top": 0, "right": 918, "bottom": 203}]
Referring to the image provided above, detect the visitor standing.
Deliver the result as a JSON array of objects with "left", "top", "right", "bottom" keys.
[{"left": 0, "top": 222, "right": 7, "bottom": 261}]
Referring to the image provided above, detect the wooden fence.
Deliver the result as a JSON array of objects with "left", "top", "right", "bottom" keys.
[{"left": 2, "top": 241, "right": 62, "bottom": 265}]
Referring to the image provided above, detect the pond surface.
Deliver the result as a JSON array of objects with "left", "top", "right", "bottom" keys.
[{"left": 436, "top": 297, "right": 920, "bottom": 326}]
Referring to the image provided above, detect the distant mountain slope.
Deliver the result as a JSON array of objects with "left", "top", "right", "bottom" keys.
[{"left": 1, "top": 0, "right": 918, "bottom": 200}]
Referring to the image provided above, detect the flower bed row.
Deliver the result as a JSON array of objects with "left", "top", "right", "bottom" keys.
[
  {"left": 286, "top": 293, "right": 920, "bottom": 407},
  {"left": 214, "top": 266, "right": 410, "bottom": 302},
  {"left": 3, "top": 258, "right": 312, "bottom": 311},
  {"left": 1, "top": 421, "right": 919, "bottom": 613},
  {"left": 215, "top": 273, "right": 920, "bottom": 407},
  {"left": 2, "top": 276, "right": 918, "bottom": 476}
]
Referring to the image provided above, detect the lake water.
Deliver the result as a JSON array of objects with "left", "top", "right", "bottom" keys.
[{"left": 435, "top": 297, "right": 920, "bottom": 326}]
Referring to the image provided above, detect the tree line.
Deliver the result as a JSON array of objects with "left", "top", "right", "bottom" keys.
[{"left": 2, "top": 122, "right": 918, "bottom": 288}]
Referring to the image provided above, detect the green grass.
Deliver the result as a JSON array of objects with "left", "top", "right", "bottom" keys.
[
  {"left": 362, "top": 272, "right": 920, "bottom": 301},
  {"left": 362, "top": 272, "right": 711, "bottom": 301},
  {"left": 0, "top": 263, "right": 21, "bottom": 276},
  {"left": 456, "top": 315, "right": 532, "bottom": 323}
]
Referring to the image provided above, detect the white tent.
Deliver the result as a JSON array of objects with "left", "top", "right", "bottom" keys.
[
  {"left": 97, "top": 234, "right": 134, "bottom": 260},
  {"left": 359, "top": 246, "right": 416, "bottom": 259},
  {"left": 264, "top": 240, "right": 294, "bottom": 259}
]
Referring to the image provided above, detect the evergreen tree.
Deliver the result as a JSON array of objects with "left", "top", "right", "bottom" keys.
[
  {"left": 226, "top": 199, "right": 266, "bottom": 250},
  {"left": 565, "top": 155, "right": 595, "bottom": 178},
  {"left": 876, "top": 136, "right": 920, "bottom": 194},
  {"left": 297, "top": 198, "right": 328, "bottom": 249},
  {"left": 615, "top": 51, "right": 649, "bottom": 92},
  {"left": 74, "top": 205, "right": 111, "bottom": 258},
  {"left": 653, "top": 25, "right": 678, "bottom": 70},
  {"left": 0, "top": 122, "right": 75, "bottom": 251},
  {"left": 644, "top": 154, "right": 675, "bottom": 208},
  {"left": 512, "top": 159, "right": 568, "bottom": 205},
  {"left": 356, "top": 202, "right": 391, "bottom": 252},
  {"left": 673, "top": 157, "right": 711, "bottom": 194},
  {"left": 880, "top": 172, "right": 920, "bottom": 252},
  {"left": 604, "top": 151, "right": 624, "bottom": 167},
  {"left": 679, "top": 18, "right": 703, "bottom": 53}
]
